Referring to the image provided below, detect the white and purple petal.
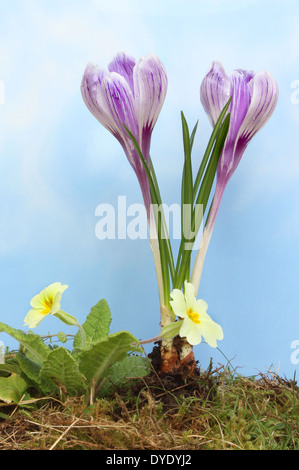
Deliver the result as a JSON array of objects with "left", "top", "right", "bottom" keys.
[
  {"left": 201, "top": 62, "right": 278, "bottom": 183},
  {"left": 133, "top": 53, "right": 168, "bottom": 161},
  {"left": 81, "top": 63, "right": 106, "bottom": 124},
  {"left": 99, "top": 72, "right": 139, "bottom": 156},
  {"left": 200, "top": 61, "right": 230, "bottom": 127},
  {"left": 237, "top": 70, "right": 279, "bottom": 145},
  {"left": 108, "top": 52, "right": 136, "bottom": 95}
]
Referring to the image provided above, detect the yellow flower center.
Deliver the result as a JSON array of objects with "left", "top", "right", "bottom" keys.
[
  {"left": 41, "top": 296, "right": 54, "bottom": 316},
  {"left": 187, "top": 307, "right": 201, "bottom": 324}
]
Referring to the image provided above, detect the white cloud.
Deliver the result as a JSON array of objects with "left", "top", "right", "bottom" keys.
[{"left": 92, "top": 0, "right": 261, "bottom": 16}]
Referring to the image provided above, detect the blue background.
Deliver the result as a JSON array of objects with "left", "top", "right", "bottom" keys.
[{"left": 0, "top": 0, "right": 298, "bottom": 378}]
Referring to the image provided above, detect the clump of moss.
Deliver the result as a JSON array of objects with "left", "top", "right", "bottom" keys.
[{"left": 0, "top": 367, "right": 298, "bottom": 450}]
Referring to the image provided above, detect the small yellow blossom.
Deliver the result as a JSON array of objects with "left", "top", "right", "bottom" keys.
[
  {"left": 170, "top": 281, "right": 223, "bottom": 347},
  {"left": 24, "top": 282, "right": 68, "bottom": 328}
]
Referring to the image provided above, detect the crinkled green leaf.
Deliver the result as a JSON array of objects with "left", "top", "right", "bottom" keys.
[
  {"left": 16, "top": 353, "right": 55, "bottom": 395},
  {"left": 40, "top": 347, "right": 87, "bottom": 396},
  {"left": 78, "top": 331, "right": 142, "bottom": 389},
  {"left": 73, "top": 299, "right": 111, "bottom": 348},
  {"left": 57, "top": 332, "right": 68, "bottom": 344},
  {"left": 0, "top": 373, "right": 28, "bottom": 404},
  {"left": 98, "top": 355, "right": 151, "bottom": 397},
  {"left": 0, "top": 363, "right": 22, "bottom": 377},
  {"left": 0, "top": 322, "right": 50, "bottom": 364}
]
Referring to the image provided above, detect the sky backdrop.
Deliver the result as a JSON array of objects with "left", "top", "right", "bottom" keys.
[{"left": 0, "top": 0, "right": 298, "bottom": 378}]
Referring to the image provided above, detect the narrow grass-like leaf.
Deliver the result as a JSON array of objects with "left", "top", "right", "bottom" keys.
[
  {"left": 190, "top": 120, "right": 199, "bottom": 152},
  {"left": 174, "top": 113, "right": 231, "bottom": 289},
  {"left": 181, "top": 111, "right": 193, "bottom": 210},
  {"left": 179, "top": 112, "right": 195, "bottom": 281},
  {"left": 123, "top": 125, "right": 173, "bottom": 303},
  {"left": 193, "top": 96, "right": 231, "bottom": 198},
  {"left": 149, "top": 157, "right": 175, "bottom": 283}
]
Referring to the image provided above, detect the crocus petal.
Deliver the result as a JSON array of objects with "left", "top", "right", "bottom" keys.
[
  {"left": 133, "top": 53, "right": 168, "bottom": 161},
  {"left": 99, "top": 73, "right": 138, "bottom": 148},
  {"left": 81, "top": 52, "right": 167, "bottom": 215},
  {"left": 200, "top": 61, "right": 230, "bottom": 127},
  {"left": 220, "top": 70, "right": 251, "bottom": 169},
  {"left": 81, "top": 63, "right": 106, "bottom": 123},
  {"left": 237, "top": 70, "right": 279, "bottom": 145},
  {"left": 108, "top": 52, "right": 136, "bottom": 95}
]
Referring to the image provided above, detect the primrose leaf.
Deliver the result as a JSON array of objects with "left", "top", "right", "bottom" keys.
[
  {"left": 78, "top": 331, "right": 142, "bottom": 391},
  {"left": 0, "top": 373, "right": 28, "bottom": 404},
  {"left": 40, "top": 347, "right": 87, "bottom": 396},
  {"left": 73, "top": 299, "right": 112, "bottom": 348},
  {"left": 98, "top": 355, "right": 151, "bottom": 397},
  {"left": 16, "top": 353, "right": 55, "bottom": 395},
  {"left": 0, "top": 322, "right": 50, "bottom": 364}
]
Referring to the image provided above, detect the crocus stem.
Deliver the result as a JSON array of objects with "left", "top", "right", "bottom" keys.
[
  {"left": 149, "top": 219, "right": 165, "bottom": 305},
  {"left": 159, "top": 304, "right": 180, "bottom": 373},
  {"left": 191, "top": 180, "right": 226, "bottom": 296}
]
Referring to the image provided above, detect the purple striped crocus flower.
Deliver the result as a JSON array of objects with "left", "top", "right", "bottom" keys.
[
  {"left": 81, "top": 52, "right": 168, "bottom": 217},
  {"left": 81, "top": 52, "right": 168, "bottom": 305},
  {"left": 191, "top": 62, "right": 278, "bottom": 294}
]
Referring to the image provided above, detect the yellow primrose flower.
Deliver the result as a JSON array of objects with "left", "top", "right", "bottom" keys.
[
  {"left": 24, "top": 282, "right": 69, "bottom": 328},
  {"left": 170, "top": 281, "right": 223, "bottom": 347}
]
